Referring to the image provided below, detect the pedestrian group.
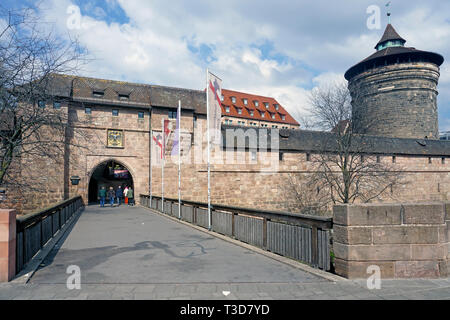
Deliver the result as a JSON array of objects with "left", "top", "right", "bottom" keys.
[{"left": 98, "top": 185, "right": 134, "bottom": 207}]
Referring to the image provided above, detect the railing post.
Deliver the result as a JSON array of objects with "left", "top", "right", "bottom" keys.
[
  {"left": 231, "top": 212, "right": 236, "bottom": 238},
  {"left": 193, "top": 205, "right": 197, "bottom": 224},
  {"left": 311, "top": 226, "right": 318, "bottom": 268},
  {"left": 263, "top": 217, "right": 268, "bottom": 249}
]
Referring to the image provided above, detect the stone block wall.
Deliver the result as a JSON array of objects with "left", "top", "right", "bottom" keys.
[
  {"left": 333, "top": 202, "right": 449, "bottom": 279},
  {"left": 0, "top": 210, "right": 16, "bottom": 282}
]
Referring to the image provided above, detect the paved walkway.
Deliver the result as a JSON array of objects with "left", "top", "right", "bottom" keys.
[{"left": 0, "top": 205, "right": 449, "bottom": 299}]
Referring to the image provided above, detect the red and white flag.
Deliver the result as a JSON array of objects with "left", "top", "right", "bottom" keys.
[{"left": 207, "top": 71, "right": 222, "bottom": 145}]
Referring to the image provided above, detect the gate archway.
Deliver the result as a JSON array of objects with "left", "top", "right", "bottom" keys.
[{"left": 88, "top": 160, "right": 134, "bottom": 204}]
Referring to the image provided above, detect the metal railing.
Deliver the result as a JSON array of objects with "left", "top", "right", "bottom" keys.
[
  {"left": 15, "top": 196, "right": 84, "bottom": 274},
  {"left": 140, "top": 194, "right": 332, "bottom": 271}
]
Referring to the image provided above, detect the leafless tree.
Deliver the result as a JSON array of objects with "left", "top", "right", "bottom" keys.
[
  {"left": 289, "top": 82, "right": 404, "bottom": 211},
  {"left": 0, "top": 4, "right": 88, "bottom": 195}
]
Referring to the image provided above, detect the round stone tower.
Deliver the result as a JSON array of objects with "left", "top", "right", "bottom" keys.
[{"left": 345, "top": 23, "right": 444, "bottom": 139}]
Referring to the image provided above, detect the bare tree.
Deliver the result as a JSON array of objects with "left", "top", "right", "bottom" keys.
[
  {"left": 0, "top": 4, "right": 87, "bottom": 194},
  {"left": 289, "top": 82, "right": 404, "bottom": 211}
]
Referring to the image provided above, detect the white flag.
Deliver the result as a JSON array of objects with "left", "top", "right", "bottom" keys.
[{"left": 207, "top": 71, "right": 222, "bottom": 145}]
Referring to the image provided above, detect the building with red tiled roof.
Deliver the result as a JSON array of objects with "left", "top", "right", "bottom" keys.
[{"left": 220, "top": 89, "right": 300, "bottom": 129}]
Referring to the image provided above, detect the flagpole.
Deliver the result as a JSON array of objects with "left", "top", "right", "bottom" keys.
[
  {"left": 206, "top": 69, "right": 212, "bottom": 230},
  {"left": 161, "top": 118, "right": 165, "bottom": 213},
  {"left": 178, "top": 100, "right": 181, "bottom": 220},
  {"left": 150, "top": 128, "right": 152, "bottom": 208}
]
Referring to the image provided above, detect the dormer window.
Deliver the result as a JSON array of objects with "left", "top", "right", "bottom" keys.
[
  {"left": 281, "top": 115, "right": 286, "bottom": 121},
  {"left": 243, "top": 98, "right": 248, "bottom": 105},
  {"left": 93, "top": 90, "right": 104, "bottom": 98},
  {"left": 254, "top": 101, "right": 259, "bottom": 107},
  {"left": 250, "top": 110, "right": 254, "bottom": 117},
  {"left": 264, "top": 102, "right": 269, "bottom": 109},
  {"left": 119, "top": 94, "right": 129, "bottom": 100},
  {"left": 274, "top": 104, "right": 279, "bottom": 110},
  {"left": 225, "top": 106, "right": 230, "bottom": 113},
  {"left": 231, "top": 96, "right": 236, "bottom": 104},
  {"left": 220, "top": 95, "right": 224, "bottom": 102},
  {"left": 271, "top": 113, "right": 275, "bottom": 119},
  {"left": 261, "top": 111, "right": 265, "bottom": 118},
  {"left": 237, "top": 108, "right": 242, "bottom": 115}
]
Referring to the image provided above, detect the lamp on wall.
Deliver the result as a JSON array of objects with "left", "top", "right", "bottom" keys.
[{"left": 70, "top": 176, "right": 81, "bottom": 185}]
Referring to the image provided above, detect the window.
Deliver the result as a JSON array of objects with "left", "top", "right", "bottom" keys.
[
  {"left": 306, "top": 153, "right": 311, "bottom": 161},
  {"left": 85, "top": 107, "right": 92, "bottom": 114},
  {"left": 237, "top": 108, "right": 242, "bottom": 115},
  {"left": 38, "top": 100, "right": 45, "bottom": 108},
  {"left": 442, "top": 157, "right": 446, "bottom": 164},
  {"left": 376, "top": 155, "right": 381, "bottom": 163},
  {"left": 264, "top": 102, "right": 269, "bottom": 109},
  {"left": 231, "top": 96, "right": 236, "bottom": 104},
  {"left": 281, "top": 115, "right": 286, "bottom": 121},
  {"left": 271, "top": 113, "right": 275, "bottom": 119},
  {"left": 93, "top": 90, "right": 104, "bottom": 97},
  {"left": 254, "top": 101, "right": 259, "bottom": 107},
  {"left": 243, "top": 98, "right": 248, "bottom": 105},
  {"left": 220, "top": 95, "right": 224, "bottom": 102},
  {"left": 119, "top": 94, "right": 129, "bottom": 100},
  {"left": 168, "top": 110, "right": 177, "bottom": 119},
  {"left": 138, "top": 111, "right": 144, "bottom": 119},
  {"left": 428, "top": 157, "right": 432, "bottom": 164},
  {"left": 251, "top": 151, "right": 257, "bottom": 161},
  {"left": 112, "top": 109, "right": 119, "bottom": 117},
  {"left": 279, "top": 152, "right": 284, "bottom": 161},
  {"left": 261, "top": 111, "right": 265, "bottom": 118},
  {"left": 53, "top": 101, "right": 61, "bottom": 109},
  {"left": 272, "top": 125, "right": 278, "bottom": 128},
  {"left": 225, "top": 106, "right": 230, "bottom": 113},
  {"left": 274, "top": 104, "right": 279, "bottom": 110},
  {"left": 250, "top": 110, "right": 254, "bottom": 117},
  {"left": 392, "top": 156, "right": 396, "bottom": 163},
  {"left": 194, "top": 115, "right": 197, "bottom": 128}
]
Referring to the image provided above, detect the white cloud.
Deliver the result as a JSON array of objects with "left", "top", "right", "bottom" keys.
[{"left": 34, "top": 0, "right": 450, "bottom": 126}]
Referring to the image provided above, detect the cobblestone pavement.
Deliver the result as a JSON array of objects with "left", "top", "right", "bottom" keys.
[{"left": 0, "top": 205, "right": 449, "bottom": 300}]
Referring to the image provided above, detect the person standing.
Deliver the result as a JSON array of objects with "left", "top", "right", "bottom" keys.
[
  {"left": 127, "top": 187, "right": 134, "bottom": 206},
  {"left": 116, "top": 185, "right": 123, "bottom": 206},
  {"left": 108, "top": 187, "right": 115, "bottom": 207},
  {"left": 124, "top": 186, "right": 129, "bottom": 205},
  {"left": 98, "top": 186, "right": 106, "bottom": 207}
]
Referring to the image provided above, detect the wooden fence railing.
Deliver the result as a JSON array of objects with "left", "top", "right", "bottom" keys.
[
  {"left": 15, "top": 196, "right": 84, "bottom": 274},
  {"left": 140, "top": 194, "right": 332, "bottom": 271}
]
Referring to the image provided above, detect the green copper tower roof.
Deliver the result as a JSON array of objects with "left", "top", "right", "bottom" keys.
[{"left": 375, "top": 24, "right": 406, "bottom": 51}]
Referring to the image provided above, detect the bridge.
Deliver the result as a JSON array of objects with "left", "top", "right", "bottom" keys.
[{"left": 0, "top": 198, "right": 449, "bottom": 300}]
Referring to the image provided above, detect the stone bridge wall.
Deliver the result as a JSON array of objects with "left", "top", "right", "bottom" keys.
[{"left": 333, "top": 202, "right": 449, "bottom": 279}]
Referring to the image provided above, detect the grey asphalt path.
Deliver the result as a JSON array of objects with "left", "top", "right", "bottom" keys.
[
  {"left": 29, "top": 204, "right": 325, "bottom": 285},
  {"left": 0, "top": 204, "right": 449, "bottom": 300}
]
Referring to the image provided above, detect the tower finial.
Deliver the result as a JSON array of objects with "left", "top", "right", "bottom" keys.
[{"left": 386, "top": 1, "right": 392, "bottom": 24}]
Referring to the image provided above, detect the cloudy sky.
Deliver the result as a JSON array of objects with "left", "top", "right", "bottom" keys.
[{"left": 4, "top": 0, "right": 450, "bottom": 131}]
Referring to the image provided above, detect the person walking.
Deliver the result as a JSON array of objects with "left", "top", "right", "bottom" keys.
[
  {"left": 116, "top": 185, "right": 123, "bottom": 206},
  {"left": 98, "top": 186, "right": 106, "bottom": 207},
  {"left": 124, "top": 186, "right": 129, "bottom": 205},
  {"left": 107, "top": 187, "right": 115, "bottom": 207},
  {"left": 127, "top": 187, "right": 134, "bottom": 206}
]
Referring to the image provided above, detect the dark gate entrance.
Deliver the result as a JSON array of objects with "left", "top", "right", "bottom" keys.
[{"left": 88, "top": 160, "right": 134, "bottom": 204}]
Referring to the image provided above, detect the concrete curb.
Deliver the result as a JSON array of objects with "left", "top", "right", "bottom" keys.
[
  {"left": 11, "top": 207, "right": 84, "bottom": 284},
  {"left": 140, "top": 205, "right": 346, "bottom": 283}
]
